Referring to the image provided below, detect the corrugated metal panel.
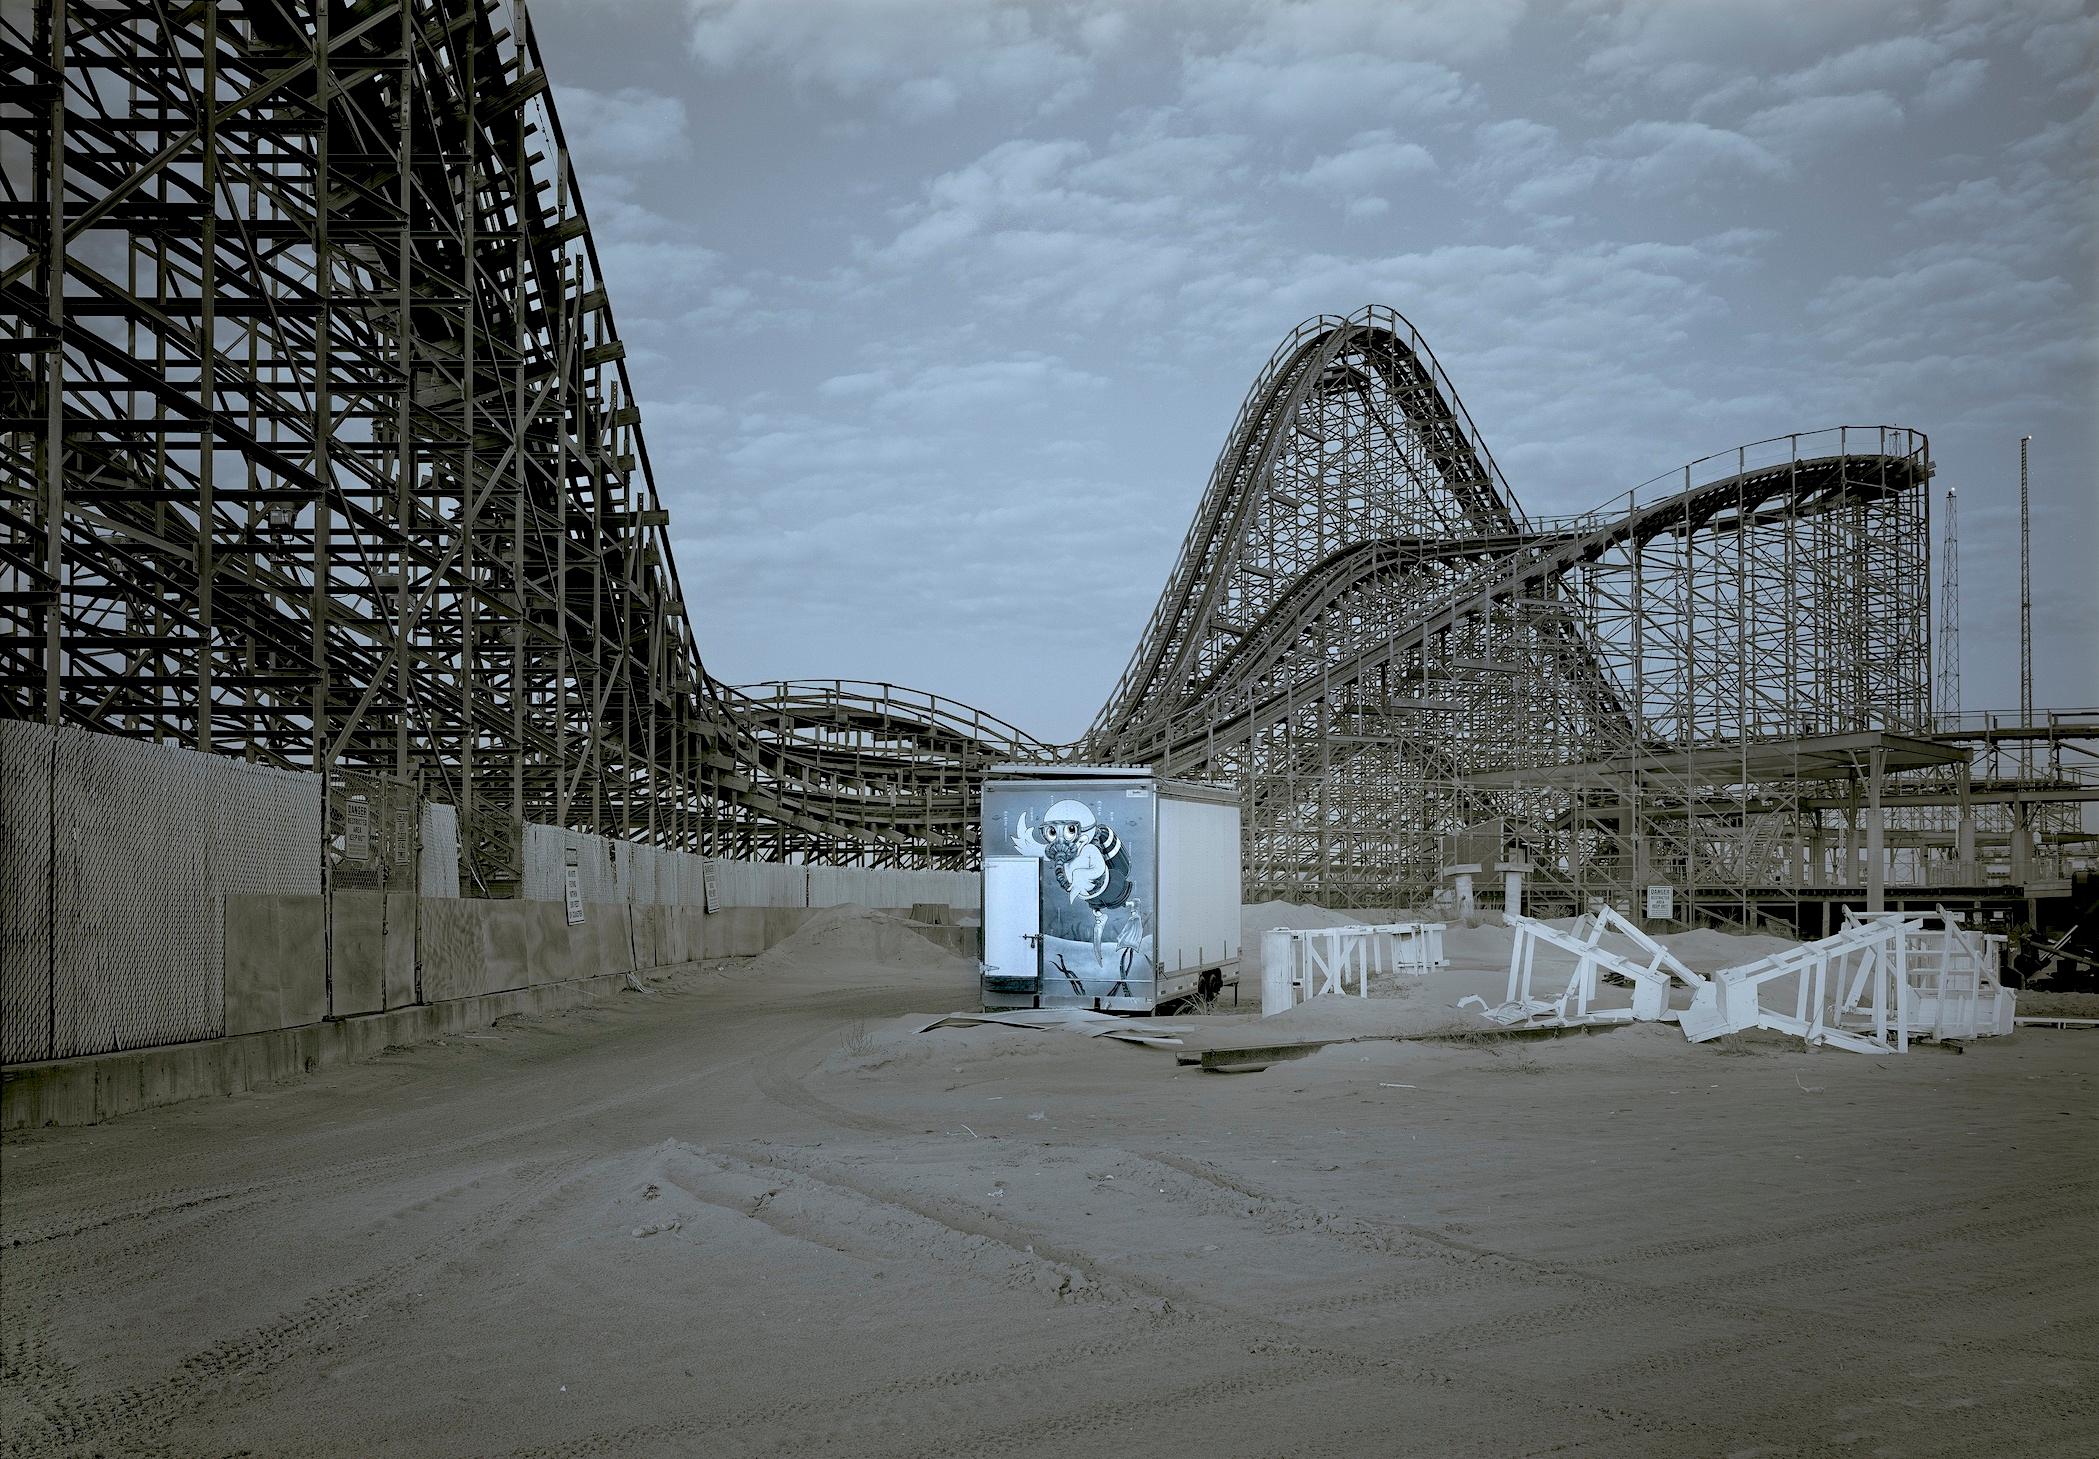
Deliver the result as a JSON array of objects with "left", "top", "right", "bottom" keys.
[
  {"left": 415, "top": 894, "right": 485, "bottom": 999},
  {"left": 806, "top": 864, "right": 849, "bottom": 907}
]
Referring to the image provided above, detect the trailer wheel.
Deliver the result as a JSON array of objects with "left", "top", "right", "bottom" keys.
[{"left": 1198, "top": 969, "right": 1223, "bottom": 1001}]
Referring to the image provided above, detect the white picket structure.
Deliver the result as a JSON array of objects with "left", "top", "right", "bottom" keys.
[{"left": 1259, "top": 923, "right": 1447, "bottom": 1015}]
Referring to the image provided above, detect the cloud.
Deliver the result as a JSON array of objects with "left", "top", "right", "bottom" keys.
[
  {"left": 555, "top": 85, "right": 693, "bottom": 168},
  {"left": 1917, "top": 55, "right": 1990, "bottom": 111},
  {"left": 685, "top": 0, "right": 1091, "bottom": 118},
  {"left": 860, "top": 131, "right": 1248, "bottom": 324},
  {"left": 2019, "top": 4, "right": 2099, "bottom": 78},
  {"left": 516, "top": 0, "right": 2097, "bottom": 722},
  {"left": 574, "top": 194, "right": 723, "bottom": 307},
  {"left": 1578, "top": 0, "right": 1931, "bottom": 92},
  {"left": 1181, "top": 52, "right": 1477, "bottom": 128},
  {"left": 1470, "top": 117, "right": 1560, "bottom": 178},
  {"left": 1604, "top": 120, "right": 1788, "bottom": 188},
  {"left": 875, "top": 139, "right": 1091, "bottom": 266},
  {"left": 816, "top": 356, "right": 1107, "bottom": 416},
  {"left": 1296, "top": 131, "right": 1439, "bottom": 199},
  {"left": 1237, "top": 0, "right": 1529, "bottom": 65},
  {"left": 1495, "top": 119, "right": 1786, "bottom": 211},
  {"left": 1067, "top": 130, "right": 1249, "bottom": 197},
  {"left": 1774, "top": 35, "right": 1950, "bottom": 96},
  {"left": 1743, "top": 91, "right": 1905, "bottom": 155}
]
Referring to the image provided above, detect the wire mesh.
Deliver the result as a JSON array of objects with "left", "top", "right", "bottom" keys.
[
  {"left": 1, "top": 721, "right": 54, "bottom": 1063},
  {"left": 329, "top": 771, "right": 420, "bottom": 897},
  {"left": 419, "top": 803, "right": 462, "bottom": 899},
  {"left": 2, "top": 724, "right": 324, "bottom": 1062}
]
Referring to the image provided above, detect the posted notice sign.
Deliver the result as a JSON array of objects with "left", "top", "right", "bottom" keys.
[
  {"left": 564, "top": 864, "right": 586, "bottom": 925},
  {"left": 344, "top": 797, "right": 371, "bottom": 862},
  {"left": 1645, "top": 884, "right": 1675, "bottom": 921}
]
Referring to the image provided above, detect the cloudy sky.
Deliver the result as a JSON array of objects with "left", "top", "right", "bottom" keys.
[{"left": 527, "top": 0, "right": 2096, "bottom": 742}]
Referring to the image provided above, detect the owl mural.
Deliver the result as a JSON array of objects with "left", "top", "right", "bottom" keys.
[{"left": 1011, "top": 797, "right": 1147, "bottom": 976}]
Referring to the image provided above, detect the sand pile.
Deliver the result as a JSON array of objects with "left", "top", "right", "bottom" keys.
[
  {"left": 1240, "top": 899, "right": 1438, "bottom": 951},
  {"left": 1241, "top": 899, "right": 1365, "bottom": 938},
  {"left": 746, "top": 904, "right": 973, "bottom": 978},
  {"left": 1252, "top": 989, "right": 1498, "bottom": 1042}
]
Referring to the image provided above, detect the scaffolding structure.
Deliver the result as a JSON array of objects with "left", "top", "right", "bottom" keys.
[
  {"left": 4, "top": 5, "right": 2090, "bottom": 917},
  {"left": 1079, "top": 310, "right": 2029, "bottom": 922},
  {"left": 1, "top": 0, "right": 1036, "bottom": 893}
]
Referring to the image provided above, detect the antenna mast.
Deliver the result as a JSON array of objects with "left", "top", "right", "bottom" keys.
[
  {"left": 2020, "top": 436, "right": 2032, "bottom": 782},
  {"left": 1936, "top": 486, "right": 1959, "bottom": 718}
]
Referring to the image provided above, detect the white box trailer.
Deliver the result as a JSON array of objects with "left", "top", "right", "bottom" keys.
[{"left": 980, "top": 765, "right": 1241, "bottom": 1013}]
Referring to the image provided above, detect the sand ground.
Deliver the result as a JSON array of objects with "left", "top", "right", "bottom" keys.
[{"left": 3, "top": 908, "right": 2094, "bottom": 1458}]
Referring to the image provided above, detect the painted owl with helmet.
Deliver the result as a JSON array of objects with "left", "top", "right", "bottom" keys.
[{"left": 1012, "top": 799, "right": 1138, "bottom": 964}]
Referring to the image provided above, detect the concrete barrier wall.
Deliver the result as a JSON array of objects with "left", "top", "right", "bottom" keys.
[
  {"left": 3, "top": 899, "right": 982, "bottom": 1129},
  {"left": 73, "top": 894, "right": 980, "bottom": 1050},
  {"left": 517, "top": 823, "right": 979, "bottom": 913},
  {"left": 3, "top": 724, "right": 982, "bottom": 1088},
  {"left": 2, "top": 968, "right": 645, "bottom": 1132},
  {"left": 223, "top": 895, "right": 327, "bottom": 1038}
]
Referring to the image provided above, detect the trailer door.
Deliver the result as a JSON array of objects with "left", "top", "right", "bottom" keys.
[{"left": 982, "top": 856, "right": 1040, "bottom": 995}]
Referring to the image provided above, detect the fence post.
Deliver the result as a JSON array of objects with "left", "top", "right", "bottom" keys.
[{"left": 1261, "top": 928, "right": 1295, "bottom": 1016}]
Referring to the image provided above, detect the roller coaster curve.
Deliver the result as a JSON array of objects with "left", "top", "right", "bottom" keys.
[{"left": 2, "top": 4, "right": 1936, "bottom": 907}]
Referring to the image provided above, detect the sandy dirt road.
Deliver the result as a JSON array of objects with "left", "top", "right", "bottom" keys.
[{"left": 3, "top": 912, "right": 2094, "bottom": 1458}]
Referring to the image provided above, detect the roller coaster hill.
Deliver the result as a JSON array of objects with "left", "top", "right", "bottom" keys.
[{"left": 4, "top": 1, "right": 2093, "bottom": 948}]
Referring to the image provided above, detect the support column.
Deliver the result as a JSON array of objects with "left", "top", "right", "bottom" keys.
[
  {"left": 1844, "top": 775, "right": 1862, "bottom": 888},
  {"left": 195, "top": 2, "right": 216, "bottom": 750},
  {"left": 1955, "top": 760, "right": 1975, "bottom": 882},
  {"left": 39, "top": 1, "right": 67, "bottom": 726},
  {"left": 2010, "top": 821, "right": 2033, "bottom": 885},
  {"left": 1622, "top": 780, "right": 1647, "bottom": 911},
  {"left": 1865, "top": 746, "right": 1885, "bottom": 912},
  {"left": 1499, "top": 862, "right": 1527, "bottom": 919}
]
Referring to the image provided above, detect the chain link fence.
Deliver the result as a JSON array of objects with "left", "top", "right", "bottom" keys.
[
  {"left": 2, "top": 720, "right": 322, "bottom": 1062},
  {"left": 328, "top": 770, "right": 421, "bottom": 895}
]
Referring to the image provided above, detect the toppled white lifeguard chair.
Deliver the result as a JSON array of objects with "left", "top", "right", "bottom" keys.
[
  {"left": 1837, "top": 908, "right": 2015, "bottom": 1041},
  {"left": 1679, "top": 914, "right": 1920, "bottom": 1053},
  {"left": 1478, "top": 904, "right": 2020, "bottom": 1056},
  {"left": 1675, "top": 906, "right": 2016, "bottom": 1053},
  {"left": 1461, "top": 907, "right": 1707, "bottom": 1028}
]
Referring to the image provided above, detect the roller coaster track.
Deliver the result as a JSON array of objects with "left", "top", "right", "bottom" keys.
[
  {"left": 2, "top": 2, "right": 1938, "bottom": 903},
  {"left": 1072, "top": 297, "right": 1930, "bottom": 899},
  {"left": 1110, "top": 444, "right": 1929, "bottom": 772}
]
